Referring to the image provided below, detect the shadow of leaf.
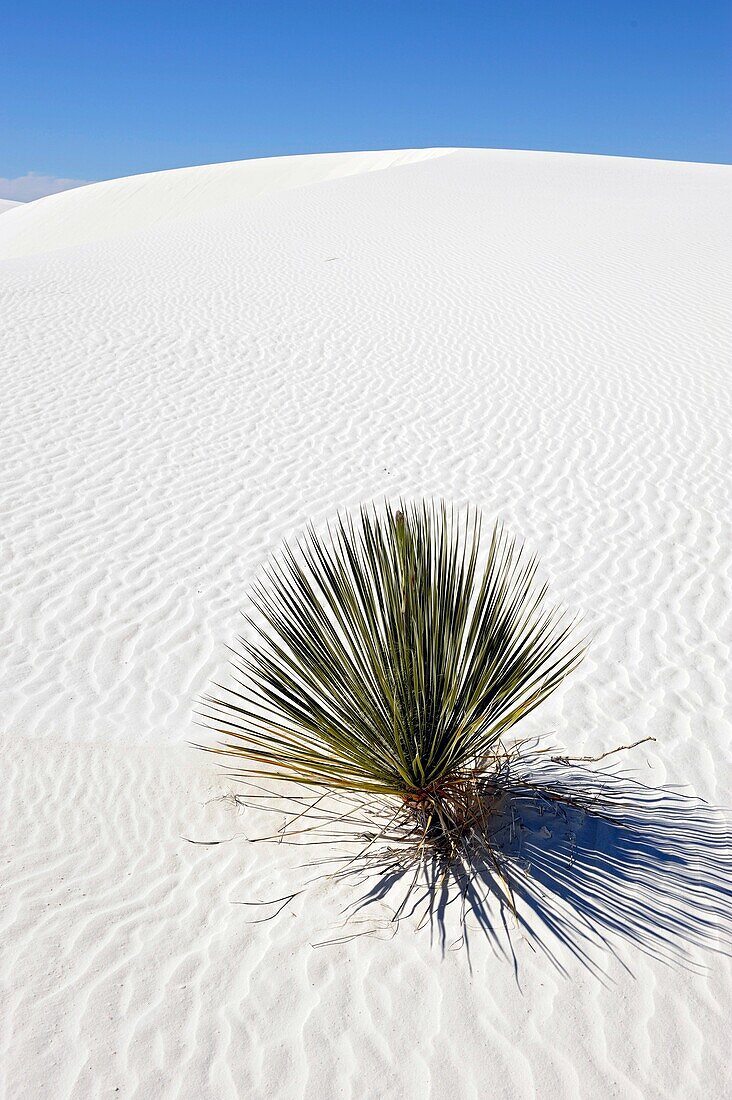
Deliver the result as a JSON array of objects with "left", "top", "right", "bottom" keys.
[
  {"left": 334, "top": 764, "right": 732, "bottom": 976},
  {"left": 226, "top": 758, "right": 731, "bottom": 977},
  {"left": 493, "top": 766, "right": 732, "bottom": 977}
]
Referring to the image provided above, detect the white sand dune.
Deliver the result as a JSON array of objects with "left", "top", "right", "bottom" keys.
[
  {"left": 0, "top": 148, "right": 452, "bottom": 259},
  {"left": 0, "top": 197, "right": 22, "bottom": 214},
  {"left": 1, "top": 148, "right": 730, "bottom": 1098}
]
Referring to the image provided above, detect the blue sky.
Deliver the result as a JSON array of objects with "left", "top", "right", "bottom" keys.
[{"left": 1, "top": 1, "right": 729, "bottom": 197}]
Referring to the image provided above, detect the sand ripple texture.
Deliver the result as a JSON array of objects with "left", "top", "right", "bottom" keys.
[{"left": 1, "top": 149, "right": 730, "bottom": 1098}]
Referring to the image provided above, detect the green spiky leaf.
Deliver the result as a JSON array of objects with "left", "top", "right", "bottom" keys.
[{"left": 199, "top": 501, "right": 586, "bottom": 798}]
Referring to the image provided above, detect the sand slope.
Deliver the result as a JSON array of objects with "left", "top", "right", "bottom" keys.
[
  {"left": 0, "top": 148, "right": 730, "bottom": 1099},
  {"left": 0, "top": 148, "right": 452, "bottom": 258},
  {"left": 0, "top": 198, "right": 22, "bottom": 214}
]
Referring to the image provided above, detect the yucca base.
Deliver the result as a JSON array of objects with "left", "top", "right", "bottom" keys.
[{"left": 396, "top": 763, "right": 510, "bottom": 863}]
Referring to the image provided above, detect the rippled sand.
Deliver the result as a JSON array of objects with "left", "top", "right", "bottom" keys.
[{"left": 1, "top": 149, "right": 730, "bottom": 1098}]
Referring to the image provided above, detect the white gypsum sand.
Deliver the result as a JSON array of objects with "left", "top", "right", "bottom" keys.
[{"left": 0, "top": 149, "right": 730, "bottom": 1099}]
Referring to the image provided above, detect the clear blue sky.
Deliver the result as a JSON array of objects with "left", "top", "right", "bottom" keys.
[{"left": 1, "top": 0, "right": 729, "bottom": 191}]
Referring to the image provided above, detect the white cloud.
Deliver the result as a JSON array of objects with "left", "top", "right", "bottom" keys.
[{"left": 0, "top": 172, "right": 91, "bottom": 202}]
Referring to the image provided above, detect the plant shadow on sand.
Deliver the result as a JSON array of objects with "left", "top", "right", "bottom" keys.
[{"left": 229, "top": 747, "right": 732, "bottom": 981}]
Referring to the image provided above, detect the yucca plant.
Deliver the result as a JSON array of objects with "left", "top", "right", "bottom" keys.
[{"left": 200, "top": 501, "right": 587, "bottom": 864}]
